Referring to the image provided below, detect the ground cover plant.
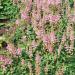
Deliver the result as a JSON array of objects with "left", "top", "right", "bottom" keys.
[{"left": 0, "top": 0, "right": 75, "bottom": 75}]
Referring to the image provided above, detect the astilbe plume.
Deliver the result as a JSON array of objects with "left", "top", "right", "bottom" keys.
[
  {"left": 6, "top": 43, "right": 22, "bottom": 56},
  {"left": 21, "top": 11, "right": 29, "bottom": 20},
  {"left": 35, "top": 53, "right": 41, "bottom": 75},
  {"left": 6, "top": 43, "right": 16, "bottom": 56},
  {"left": 42, "top": 34, "right": 52, "bottom": 52},
  {"left": 49, "top": 31, "right": 57, "bottom": 43},
  {"left": 42, "top": 31, "right": 56, "bottom": 52},
  {"left": 69, "top": 26, "right": 74, "bottom": 53},
  {"left": 20, "top": 0, "right": 32, "bottom": 21},
  {"left": 45, "top": 14, "right": 60, "bottom": 23},
  {"left": 48, "top": 0, "right": 61, "bottom": 5},
  {"left": 0, "top": 55, "right": 12, "bottom": 69},
  {"left": 31, "top": 0, "right": 60, "bottom": 53},
  {"left": 31, "top": 40, "right": 37, "bottom": 49},
  {"left": 58, "top": 33, "right": 66, "bottom": 55},
  {"left": 28, "top": 46, "right": 33, "bottom": 58},
  {"left": 16, "top": 47, "right": 22, "bottom": 55}
]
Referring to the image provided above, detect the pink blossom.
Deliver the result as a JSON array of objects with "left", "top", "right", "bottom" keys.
[
  {"left": 48, "top": 0, "right": 55, "bottom": 5},
  {"left": 21, "top": 12, "right": 28, "bottom": 20},
  {"left": 42, "top": 32, "right": 56, "bottom": 52},
  {"left": 45, "top": 14, "right": 60, "bottom": 23},
  {"left": 6, "top": 44, "right": 16, "bottom": 55},
  {"left": 49, "top": 14, "right": 60, "bottom": 23},
  {"left": 45, "top": 14, "right": 50, "bottom": 21},
  {"left": 35, "top": 30, "right": 41, "bottom": 37},
  {"left": 35, "top": 53, "right": 41, "bottom": 63},
  {"left": 68, "top": 15, "right": 75, "bottom": 23},
  {"left": 31, "top": 40, "right": 37, "bottom": 48},
  {"left": 48, "top": 44, "right": 53, "bottom": 53},
  {"left": 48, "top": 0, "right": 61, "bottom": 5},
  {"left": 0, "top": 55, "right": 12, "bottom": 70},
  {"left": 42, "top": 34, "right": 53, "bottom": 52},
  {"left": 49, "top": 31, "right": 56, "bottom": 43},
  {"left": 36, "top": 0, "right": 42, "bottom": 10},
  {"left": 16, "top": 48, "right": 22, "bottom": 55},
  {"left": 0, "top": 55, "right": 12, "bottom": 66},
  {"left": 55, "top": 0, "right": 61, "bottom": 5},
  {"left": 35, "top": 53, "right": 41, "bottom": 75},
  {"left": 42, "top": 34, "right": 50, "bottom": 44},
  {"left": 35, "top": 29, "right": 44, "bottom": 38},
  {"left": 51, "top": 15, "right": 60, "bottom": 23}
]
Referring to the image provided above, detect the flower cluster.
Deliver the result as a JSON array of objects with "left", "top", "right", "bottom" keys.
[
  {"left": 45, "top": 14, "right": 60, "bottom": 23},
  {"left": 42, "top": 31, "right": 56, "bottom": 52},
  {"left": 48, "top": 0, "right": 61, "bottom": 5},
  {"left": 0, "top": 55, "right": 12, "bottom": 67},
  {"left": 6, "top": 43, "right": 22, "bottom": 56}
]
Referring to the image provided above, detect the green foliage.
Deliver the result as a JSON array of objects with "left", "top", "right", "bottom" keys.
[
  {"left": 26, "top": 25, "right": 36, "bottom": 41},
  {"left": 0, "top": 0, "right": 19, "bottom": 19},
  {"left": 12, "top": 27, "right": 23, "bottom": 45},
  {"left": 69, "top": 0, "right": 74, "bottom": 8}
]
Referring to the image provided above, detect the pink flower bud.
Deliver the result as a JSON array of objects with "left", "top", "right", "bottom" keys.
[
  {"left": 42, "top": 34, "right": 50, "bottom": 44},
  {"left": 48, "top": 44, "right": 53, "bottom": 53},
  {"left": 21, "top": 12, "right": 28, "bottom": 20},
  {"left": 49, "top": 31, "right": 56, "bottom": 43},
  {"left": 6, "top": 44, "right": 16, "bottom": 55},
  {"left": 16, "top": 48, "right": 22, "bottom": 55},
  {"left": 45, "top": 14, "right": 60, "bottom": 23},
  {"left": 0, "top": 55, "right": 12, "bottom": 66},
  {"left": 51, "top": 15, "right": 60, "bottom": 23},
  {"left": 42, "top": 34, "right": 53, "bottom": 53},
  {"left": 48, "top": 0, "right": 61, "bottom": 5}
]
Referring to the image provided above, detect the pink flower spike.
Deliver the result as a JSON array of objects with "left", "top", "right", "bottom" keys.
[
  {"left": 0, "top": 55, "right": 12, "bottom": 66},
  {"left": 48, "top": 0, "right": 61, "bottom": 5},
  {"left": 47, "top": 0, "right": 54, "bottom": 5},
  {"left": 6, "top": 44, "right": 16, "bottom": 55},
  {"left": 55, "top": 0, "right": 61, "bottom": 5},
  {"left": 42, "top": 34, "right": 50, "bottom": 44},
  {"left": 48, "top": 44, "right": 53, "bottom": 53},
  {"left": 51, "top": 15, "right": 60, "bottom": 23},
  {"left": 49, "top": 31, "right": 56, "bottom": 43},
  {"left": 21, "top": 12, "right": 28, "bottom": 20},
  {"left": 46, "top": 14, "right": 60, "bottom": 23},
  {"left": 16, "top": 48, "right": 22, "bottom": 55}
]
